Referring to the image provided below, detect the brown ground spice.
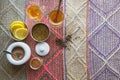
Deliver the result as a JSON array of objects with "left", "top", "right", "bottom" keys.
[
  {"left": 12, "top": 47, "right": 25, "bottom": 61},
  {"left": 31, "top": 59, "right": 41, "bottom": 68}
]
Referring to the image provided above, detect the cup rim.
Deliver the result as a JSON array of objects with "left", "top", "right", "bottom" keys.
[
  {"left": 31, "top": 22, "right": 50, "bottom": 42},
  {"left": 29, "top": 57, "right": 43, "bottom": 70}
]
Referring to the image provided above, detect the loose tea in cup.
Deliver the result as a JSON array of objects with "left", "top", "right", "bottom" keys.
[{"left": 31, "top": 23, "right": 50, "bottom": 42}]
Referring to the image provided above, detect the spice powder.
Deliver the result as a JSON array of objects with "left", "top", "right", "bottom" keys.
[
  {"left": 12, "top": 47, "right": 25, "bottom": 61},
  {"left": 31, "top": 59, "right": 41, "bottom": 68}
]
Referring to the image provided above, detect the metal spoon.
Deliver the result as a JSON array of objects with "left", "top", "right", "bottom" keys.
[
  {"left": 54, "top": 0, "right": 62, "bottom": 22},
  {"left": 3, "top": 50, "right": 21, "bottom": 58},
  {"left": 3, "top": 50, "right": 14, "bottom": 55}
]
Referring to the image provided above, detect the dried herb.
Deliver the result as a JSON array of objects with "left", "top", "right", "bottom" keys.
[
  {"left": 56, "top": 27, "right": 80, "bottom": 47},
  {"left": 56, "top": 38, "right": 67, "bottom": 47},
  {"left": 56, "top": 35, "right": 72, "bottom": 48}
]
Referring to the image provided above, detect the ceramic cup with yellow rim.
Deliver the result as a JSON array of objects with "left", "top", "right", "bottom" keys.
[{"left": 10, "top": 21, "right": 28, "bottom": 41}]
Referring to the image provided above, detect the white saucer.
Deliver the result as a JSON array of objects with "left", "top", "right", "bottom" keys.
[
  {"left": 6, "top": 42, "right": 31, "bottom": 65},
  {"left": 35, "top": 42, "right": 50, "bottom": 56}
]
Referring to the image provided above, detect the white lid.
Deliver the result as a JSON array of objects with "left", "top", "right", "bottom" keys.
[{"left": 35, "top": 42, "right": 50, "bottom": 56}]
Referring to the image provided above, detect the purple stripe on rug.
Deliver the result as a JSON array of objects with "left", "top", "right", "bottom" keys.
[{"left": 88, "top": 0, "right": 120, "bottom": 80}]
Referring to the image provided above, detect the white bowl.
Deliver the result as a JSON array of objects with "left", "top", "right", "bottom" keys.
[{"left": 6, "top": 42, "right": 31, "bottom": 65}]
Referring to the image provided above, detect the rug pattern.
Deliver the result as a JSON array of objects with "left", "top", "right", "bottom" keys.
[
  {"left": 0, "top": 0, "right": 27, "bottom": 80},
  {"left": 66, "top": 0, "right": 88, "bottom": 80},
  {"left": 25, "top": 0, "right": 66, "bottom": 80},
  {"left": 89, "top": 0, "right": 120, "bottom": 80}
]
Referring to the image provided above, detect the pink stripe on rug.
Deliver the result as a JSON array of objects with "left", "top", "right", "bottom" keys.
[{"left": 25, "top": 0, "right": 66, "bottom": 80}]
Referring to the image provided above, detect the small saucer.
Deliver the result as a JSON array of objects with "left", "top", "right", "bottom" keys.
[{"left": 35, "top": 42, "right": 50, "bottom": 56}]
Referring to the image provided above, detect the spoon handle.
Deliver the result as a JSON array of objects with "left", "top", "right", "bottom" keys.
[
  {"left": 3, "top": 50, "right": 12, "bottom": 54},
  {"left": 3, "top": 50, "right": 21, "bottom": 59},
  {"left": 54, "top": 0, "right": 62, "bottom": 22}
]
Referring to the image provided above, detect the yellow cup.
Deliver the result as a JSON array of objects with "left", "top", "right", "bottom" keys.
[{"left": 10, "top": 21, "right": 28, "bottom": 41}]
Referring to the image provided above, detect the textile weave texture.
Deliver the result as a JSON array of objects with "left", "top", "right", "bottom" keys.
[
  {"left": 0, "top": 0, "right": 27, "bottom": 80},
  {"left": 1, "top": 0, "right": 120, "bottom": 80},
  {"left": 25, "top": 0, "right": 66, "bottom": 80},
  {"left": 66, "top": 0, "right": 88, "bottom": 80},
  {"left": 88, "top": 0, "right": 120, "bottom": 80}
]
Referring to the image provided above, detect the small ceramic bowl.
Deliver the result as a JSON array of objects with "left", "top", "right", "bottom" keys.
[
  {"left": 35, "top": 42, "right": 50, "bottom": 56},
  {"left": 29, "top": 57, "right": 43, "bottom": 70},
  {"left": 31, "top": 23, "right": 50, "bottom": 42},
  {"left": 6, "top": 42, "right": 31, "bottom": 65}
]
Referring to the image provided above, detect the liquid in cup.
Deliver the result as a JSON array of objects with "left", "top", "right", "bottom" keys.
[
  {"left": 27, "top": 5, "right": 43, "bottom": 21},
  {"left": 49, "top": 10, "right": 64, "bottom": 27}
]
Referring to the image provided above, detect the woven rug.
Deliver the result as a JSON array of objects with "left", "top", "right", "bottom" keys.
[
  {"left": 0, "top": 0, "right": 27, "bottom": 80},
  {"left": 2, "top": 0, "right": 120, "bottom": 80},
  {"left": 66, "top": 0, "right": 88, "bottom": 80},
  {"left": 25, "top": 0, "right": 66, "bottom": 80},
  {"left": 88, "top": 0, "right": 120, "bottom": 80}
]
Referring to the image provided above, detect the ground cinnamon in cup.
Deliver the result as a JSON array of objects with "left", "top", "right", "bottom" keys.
[{"left": 30, "top": 57, "right": 43, "bottom": 70}]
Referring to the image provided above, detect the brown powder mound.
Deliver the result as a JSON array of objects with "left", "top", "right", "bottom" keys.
[
  {"left": 31, "top": 58, "right": 41, "bottom": 68},
  {"left": 12, "top": 47, "right": 25, "bottom": 61}
]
